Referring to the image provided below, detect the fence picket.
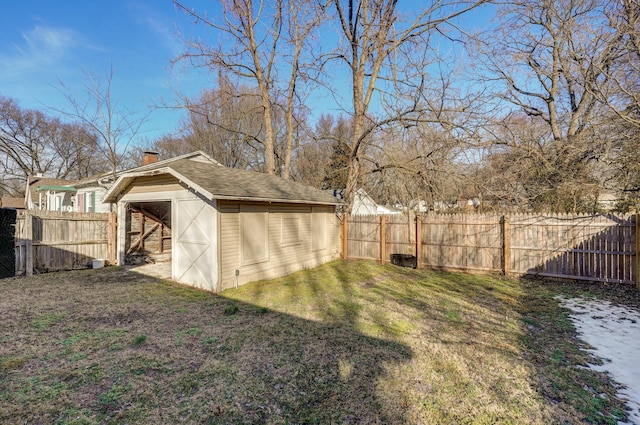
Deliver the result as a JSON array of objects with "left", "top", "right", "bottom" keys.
[
  {"left": 12, "top": 210, "right": 114, "bottom": 276},
  {"left": 345, "top": 212, "right": 637, "bottom": 286}
]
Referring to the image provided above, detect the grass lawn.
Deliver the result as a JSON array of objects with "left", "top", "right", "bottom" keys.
[{"left": 0, "top": 260, "right": 634, "bottom": 424}]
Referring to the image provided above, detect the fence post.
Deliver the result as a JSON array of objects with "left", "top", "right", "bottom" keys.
[
  {"left": 380, "top": 214, "right": 386, "bottom": 264},
  {"left": 416, "top": 215, "right": 422, "bottom": 269},
  {"left": 108, "top": 211, "right": 117, "bottom": 264},
  {"left": 501, "top": 215, "right": 510, "bottom": 276},
  {"left": 636, "top": 214, "right": 639, "bottom": 290},
  {"left": 25, "top": 211, "right": 33, "bottom": 277},
  {"left": 342, "top": 215, "right": 348, "bottom": 259}
]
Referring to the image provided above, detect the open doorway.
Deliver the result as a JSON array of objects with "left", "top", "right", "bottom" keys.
[{"left": 125, "top": 201, "right": 171, "bottom": 266}]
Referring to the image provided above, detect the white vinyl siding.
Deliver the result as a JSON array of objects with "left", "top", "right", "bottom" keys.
[
  {"left": 240, "top": 211, "right": 269, "bottom": 265},
  {"left": 281, "top": 217, "right": 302, "bottom": 247},
  {"left": 312, "top": 207, "right": 327, "bottom": 251},
  {"left": 76, "top": 187, "right": 110, "bottom": 213}
]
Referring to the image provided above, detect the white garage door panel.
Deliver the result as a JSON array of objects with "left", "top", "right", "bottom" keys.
[
  {"left": 174, "top": 199, "right": 216, "bottom": 290},
  {"left": 176, "top": 245, "right": 214, "bottom": 286}
]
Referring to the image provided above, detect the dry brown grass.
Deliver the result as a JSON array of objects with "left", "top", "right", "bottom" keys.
[{"left": 0, "top": 260, "right": 632, "bottom": 424}]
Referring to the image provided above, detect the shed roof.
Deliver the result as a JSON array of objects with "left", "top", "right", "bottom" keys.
[
  {"left": 0, "top": 197, "right": 25, "bottom": 209},
  {"left": 104, "top": 157, "right": 342, "bottom": 206},
  {"left": 73, "top": 150, "right": 222, "bottom": 188},
  {"left": 26, "top": 176, "right": 78, "bottom": 204}
]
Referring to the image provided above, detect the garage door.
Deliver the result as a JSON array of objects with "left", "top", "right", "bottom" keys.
[{"left": 174, "top": 199, "right": 216, "bottom": 290}]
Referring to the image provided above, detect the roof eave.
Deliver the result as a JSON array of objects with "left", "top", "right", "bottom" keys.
[
  {"left": 103, "top": 167, "right": 215, "bottom": 203},
  {"left": 212, "top": 194, "right": 342, "bottom": 205},
  {"left": 104, "top": 166, "right": 344, "bottom": 206}
]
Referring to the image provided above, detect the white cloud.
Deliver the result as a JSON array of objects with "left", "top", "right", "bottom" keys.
[
  {"left": 0, "top": 25, "right": 89, "bottom": 80},
  {"left": 23, "top": 25, "right": 76, "bottom": 56}
]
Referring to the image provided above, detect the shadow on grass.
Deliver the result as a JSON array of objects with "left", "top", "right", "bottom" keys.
[
  {"left": 234, "top": 260, "right": 555, "bottom": 423},
  {"left": 0, "top": 266, "right": 412, "bottom": 424}
]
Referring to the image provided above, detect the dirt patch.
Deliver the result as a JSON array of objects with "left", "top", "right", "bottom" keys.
[{"left": 125, "top": 261, "right": 172, "bottom": 280}]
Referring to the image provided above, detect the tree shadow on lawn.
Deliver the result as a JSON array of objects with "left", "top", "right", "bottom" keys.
[
  {"left": 0, "top": 267, "right": 413, "bottom": 424},
  {"left": 239, "top": 260, "right": 559, "bottom": 423}
]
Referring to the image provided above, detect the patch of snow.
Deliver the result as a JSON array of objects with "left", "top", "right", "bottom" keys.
[{"left": 557, "top": 296, "right": 640, "bottom": 425}]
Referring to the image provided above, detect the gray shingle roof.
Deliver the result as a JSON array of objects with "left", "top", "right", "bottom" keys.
[
  {"left": 168, "top": 159, "right": 342, "bottom": 205},
  {"left": 0, "top": 197, "right": 25, "bottom": 209},
  {"left": 104, "top": 156, "right": 342, "bottom": 205},
  {"left": 73, "top": 151, "right": 222, "bottom": 188}
]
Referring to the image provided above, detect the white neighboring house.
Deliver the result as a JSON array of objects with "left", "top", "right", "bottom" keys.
[
  {"left": 597, "top": 191, "right": 618, "bottom": 211},
  {"left": 25, "top": 175, "right": 78, "bottom": 211},
  {"left": 72, "top": 176, "right": 112, "bottom": 213},
  {"left": 329, "top": 188, "right": 402, "bottom": 215},
  {"left": 376, "top": 204, "right": 403, "bottom": 215},
  {"left": 25, "top": 173, "right": 100, "bottom": 212}
]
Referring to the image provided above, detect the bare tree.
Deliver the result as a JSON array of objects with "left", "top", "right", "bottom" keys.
[
  {"left": 0, "top": 96, "right": 103, "bottom": 196},
  {"left": 314, "top": 114, "right": 353, "bottom": 190},
  {"left": 362, "top": 121, "right": 467, "bottom": 210},
  {"left": 326, "top": 0, "right": 486, "bottom": 211},
  {"left": 471, "top": 0, "right": 638, "bottom": 211},
  {"left": 595, "top": 0, "right": 640, "bottom": 127},
  {"left": 174, "top": 0, "right": 321, "bottom": 178},
  {"left": 478, "top": 0, "right": 624, "bottom": 142},
  {"left": 475, "top": 113, "right": 605, "bottom": 213},
  {"left": 181, "top": 80, "right": 268, "bottom": 169},
  {"left": 55, "top": 66, "right": 149, "bottom": 177}
]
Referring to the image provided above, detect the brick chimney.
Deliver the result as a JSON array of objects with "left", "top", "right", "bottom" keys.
[{"left": 142, "top": 151, "right": 159, "bottom": 165}]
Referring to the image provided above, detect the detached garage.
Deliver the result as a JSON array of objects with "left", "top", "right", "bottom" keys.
[{"left": 103, "top": 152, "right": 342, "bottom": 292}]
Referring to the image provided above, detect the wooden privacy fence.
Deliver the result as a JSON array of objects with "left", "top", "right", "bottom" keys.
[
  {"left": 343, "top": 213, "right": 640, "bottom": 288},
  {"left": 14, "top": 210, "right": 117, "bottom": 276}
]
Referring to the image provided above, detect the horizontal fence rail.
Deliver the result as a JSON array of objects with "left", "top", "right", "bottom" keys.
[
  {"left": 14, "top": 210, "right": 117, "bottom": 276},
  {"left": 343, "top": 213, "right": 639, "bottom": 288}
]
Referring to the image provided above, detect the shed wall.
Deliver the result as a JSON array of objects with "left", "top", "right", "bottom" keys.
[
  {"left": 219, "top": 201, "right": 340, "bottom": 290},
  {"left": 122, "top": 175, "right": 184, "bottom": 195},
  {"left": 117, "top": 178, "right": 219, "bottom": 292}
]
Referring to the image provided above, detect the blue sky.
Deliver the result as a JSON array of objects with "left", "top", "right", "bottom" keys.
[
  {"left": 0, "top": 1, "right": 213, "bottom": 143},
  {"left": 0, "top": 1, "right": 496, "bottom": 147}
]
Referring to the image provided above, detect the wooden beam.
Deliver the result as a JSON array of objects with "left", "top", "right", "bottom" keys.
[
  {"left": 140, "top": 214, "right": 145, "bottom": 252},
  {"left": 129, "top": 205, "right": 165, "bottom": 225},
  {"left": 32, "top": 240, "right": 109, "bottom": 246},
  {"left": 127, "top": 222, "right": 160, "bottom": 255},
  {"left": 107, "top": 211, "right": 117, "bottom": 263}
]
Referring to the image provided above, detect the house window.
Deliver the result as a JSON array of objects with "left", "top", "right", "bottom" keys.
[
  {"left": 53, "top": 194, "right": 63, "bottom": 211},
  {"left": 240, "top": 212, "right": 269, "bottom": 265},
  {"left": 77, "top": 191, "right": 95, "bottom": 212},
  {"left": 281, "top": 217, "right": 302, "bottom": 246}
]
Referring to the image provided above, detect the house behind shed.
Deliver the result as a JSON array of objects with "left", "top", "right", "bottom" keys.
[{"left": 103, "top": 154, "right": 342, "bottom": 292}]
